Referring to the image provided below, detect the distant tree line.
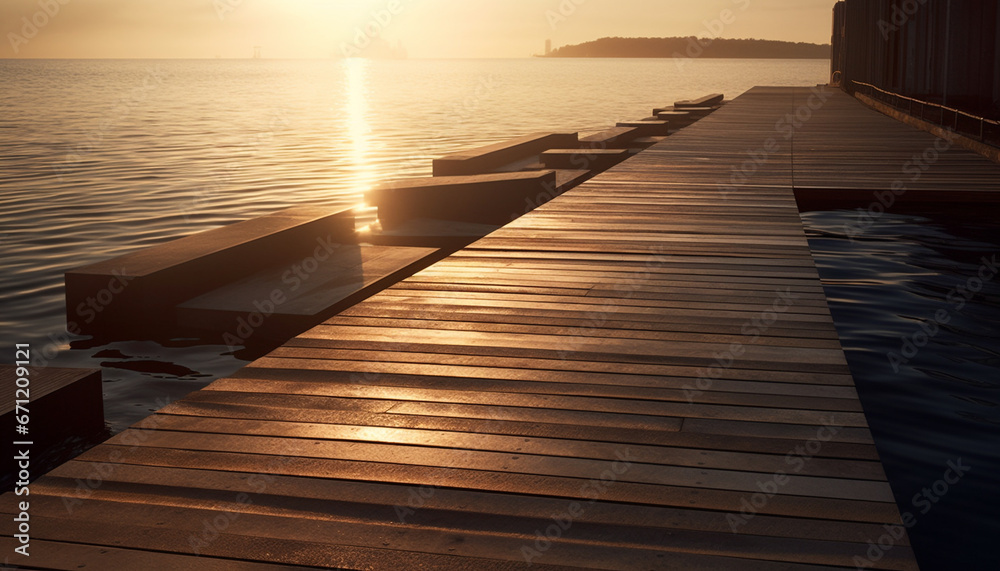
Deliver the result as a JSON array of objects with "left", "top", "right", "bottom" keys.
[{"left": 543, "top": 37, "right": 831, "bottom": 59}]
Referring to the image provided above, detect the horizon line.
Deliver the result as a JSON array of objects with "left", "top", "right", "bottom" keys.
[{"left": 1, "top": 55, "right": 833, "bottom": 61}]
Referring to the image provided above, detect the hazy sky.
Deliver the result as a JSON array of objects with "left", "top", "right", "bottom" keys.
[{"left": 2, "top": 0, "right": 839, "bottom": 59}]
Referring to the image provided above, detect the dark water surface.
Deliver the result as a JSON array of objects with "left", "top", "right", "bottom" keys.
[{"left": 802, "top": 210, "right": 1000, "bottom": 570}]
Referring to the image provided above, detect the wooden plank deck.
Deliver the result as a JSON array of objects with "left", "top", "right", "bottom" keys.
[
  {"left": 2, "top": 88, "right": 922, "bottom": 570},
  {"left": 791, "top": 86, "right": 1000, "bottom": 208}
]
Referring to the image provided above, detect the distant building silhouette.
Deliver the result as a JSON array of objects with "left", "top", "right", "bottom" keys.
[
  {"left": 832, "top": 0, "right": 999, "bottom": 119},
  {"left": 545, "top": 39, "right": 552, "bottom": 56}
]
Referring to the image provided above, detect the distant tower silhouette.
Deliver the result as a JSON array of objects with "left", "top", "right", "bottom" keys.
[
  {"left": 253, "top": 46, "right": 262, "bottom": 59},
  {"left": 545, "top": 39, "right": 552, "bottom": 56}
]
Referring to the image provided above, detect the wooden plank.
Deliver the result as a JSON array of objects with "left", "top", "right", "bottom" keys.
[
  {"left": 336, "top": 299, "right": 838, "bottom": 330},
  {"left": 627, "top": 136, "right": 669, "bottom": 149},
  {"left": 141, "top": 415, "right": 880, "bottom": 478},
  {"left": 0, "top": 366, "right": 103, "bottom": 490},
  {"left": 367, "top": 171, "right": 559, "bottom": 228},
  {"left": 82, "top": 428, "right": 888, "bottom": 501},
  {"left": 8, "top": 476, "right": 916, "bottom": 569},
  {"left": 578, "top": 126, "right": 642, "bottom": 149},
  {"left": 0, "top": 537, "right": 308, "bottom": 570},
  {"left": 176, "top": 244, "right": 438, "bottom": 336},
  {"left": 11, "top": 446, "right": 902, "bottom": 525},
  {"left": 26, "top": 462, "right": 899, "bottom": 543},
  {"left": 235, "top": 363, "right": 859, "bottom": 399},
  {"left": 362, "top": 218, "right": 501, "bottom": 250},
  {"left": 615, "top": 120, "right": 671, "bottom": 136},
  {"left": 157, "top": 400, "right": 882, "bottom": 459},
  {"left": 200, "top": 375, "right": 864, "bottom": 419},
  {"left": 64, "top": 206, "right": 355, "bottom": 333},
  {"left": 655, "top": 110, "right": 698, "bottom": 127},
  {"left": 1, "top": 507, "right": 582, "bottom": 570},
  {"left": 251, "top": 354, "right": 856, "bottom": 388},
  {"left": 540, "top": 149, "right": 630, "bottom": 171},
  {"left": 432, "top": 132, "right": 579, "bottom": 176},
  {"left": 311, "top": 317, "right": 841, "bottom": 349},
  {"left": 675, "top": 93, "right": 725, "bottom": 107}
]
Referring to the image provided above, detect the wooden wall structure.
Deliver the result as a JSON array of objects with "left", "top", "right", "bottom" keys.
[{"left": 832, "top": 0, "right": 1000, "bottom": 120}]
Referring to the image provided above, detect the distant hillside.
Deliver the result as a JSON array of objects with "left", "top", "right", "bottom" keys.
[{"left": 543, "top": 37, "right": 830, "bottom": 59}]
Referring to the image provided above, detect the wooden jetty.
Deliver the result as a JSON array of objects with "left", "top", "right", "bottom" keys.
[
  {"left": 66, "top": 125, "right": 664, "bottom": 344},
  {"left": 1, "top": 87, "right": 943, "bottom": 569}
]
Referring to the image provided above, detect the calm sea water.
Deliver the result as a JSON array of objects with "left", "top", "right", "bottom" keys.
[{"left": 2, "top": 58, "right": 997, "bottom": 567}]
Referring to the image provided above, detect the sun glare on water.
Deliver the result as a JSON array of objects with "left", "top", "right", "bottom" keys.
[{"left": 344, "top": 57, "right": 379, "bottom": 195}]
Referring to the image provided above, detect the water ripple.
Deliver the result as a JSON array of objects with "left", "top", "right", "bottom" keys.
[{"left": 803, "top": 210, "right": 1000, "bottom": 569}]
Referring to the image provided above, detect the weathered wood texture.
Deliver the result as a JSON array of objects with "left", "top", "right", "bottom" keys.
[
  {"left": 432, "top": 133, "right": 579, "bottom": 176},
  {"left": 654, "top": 110, "right": 697, "bottom": 128},
  {"left": 578, "top": 127, "right": 642, "bottom": 149},
  {"left": 368, "top": 171, "right": 561, "bottom": 228},
  {"left": 541, "top": 149, "right": 631, "bottom": 171},
  {"left": 64, "top": 207, "right": 356, "bottom": 333},
  {"left": 176, "top": 245, "right": 439, "bottom": 338},
  {"left": 616, "top": 120, "right": 671, "bottom": 137},
  {"left": 1, "top": 88, "right": 920, "bottom": 570},
  {"left": 675, "top": 93, "right": 725, "bottom": 108},
  {"left": 654, "top": 106, "right": 719, "bottom": 117}
]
